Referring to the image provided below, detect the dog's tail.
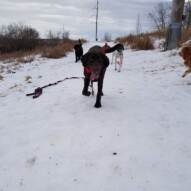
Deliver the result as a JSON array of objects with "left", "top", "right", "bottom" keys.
[{"left": 105, "top": 43, "right": 124, "bottom": 54}]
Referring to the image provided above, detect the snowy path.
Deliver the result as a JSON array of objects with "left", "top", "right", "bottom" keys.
[{"left": 0, "top": 42, "right": 191, "bottom": 191}]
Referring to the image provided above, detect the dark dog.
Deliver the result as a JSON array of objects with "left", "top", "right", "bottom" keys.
[
  {"left": 179, "top": 46, "right": 191, "bottom": 77},
  {"left": 74, "top": 39, "right": 83, "bottom": 62},
  {"left": 105, "top": 43, "right": 124, "bottom": 54},
  {"left": 81, "top": 45, "right": 109, "bottom": 108}
]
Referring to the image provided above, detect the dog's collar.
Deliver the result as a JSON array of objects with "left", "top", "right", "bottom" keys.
[{"left": 85, "top": 67, "right": 92, "bottom": 73}]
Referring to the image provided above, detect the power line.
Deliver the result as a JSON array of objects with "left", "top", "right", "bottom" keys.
[{"left": 95, "top": 0, "right": 99, "bottom": 41}]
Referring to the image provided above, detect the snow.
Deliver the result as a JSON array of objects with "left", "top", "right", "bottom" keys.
[{"left": 0, "top": 41, "right": 191, "bottom": 191}]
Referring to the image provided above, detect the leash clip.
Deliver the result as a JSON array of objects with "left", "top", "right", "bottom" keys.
[{"left": 26, "top": 87, "right": 43, "bottom": 98}]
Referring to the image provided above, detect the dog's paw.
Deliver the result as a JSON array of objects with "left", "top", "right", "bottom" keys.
[
  {"left": 82, "top": 91, "right": 91, "bottom": 96},
  {"left": 94, "top": 102, "right": 102, "bottom": 108}
]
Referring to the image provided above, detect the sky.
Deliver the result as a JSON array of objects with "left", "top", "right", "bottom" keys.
[{"left": 0, "top": 0, "right": 171, "bottom": 40}]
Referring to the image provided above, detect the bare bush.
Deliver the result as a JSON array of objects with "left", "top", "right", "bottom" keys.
[
  {"left": 148, "top": 2, "right": 171, "bottom": 31},
  {"left": 41, "top": 41, "right": 74, "bottom": 59},
  {"left": 0, "top": 22, "right": 39, "bottom": 53}
]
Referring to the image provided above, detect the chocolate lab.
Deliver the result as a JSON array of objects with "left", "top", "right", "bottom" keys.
[{"left": 81, "top": 45, "right": 109, "bottom": 108}]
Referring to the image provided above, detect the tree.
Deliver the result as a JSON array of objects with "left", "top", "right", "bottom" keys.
[
  {"left": 149, "top": 2, "right": 171, "bottom": 31},
  {"left": 182, "top": 1, "right": 191, "bottom": 29},
  {"left": 170, "top": 0, "right": 185, "bottom": 23},
  {"left": 165, "top": 0, "right": 185, "bottom": 50},
  {"left": 0, "top": 22, "right": 39, "bottom": 52}
]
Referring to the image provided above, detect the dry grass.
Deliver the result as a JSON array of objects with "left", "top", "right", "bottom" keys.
[
  {"left": 131, "top": 36, "right": 154, "bottom": 50},
  {"left": 117, "top": 34, "right": 154, "bottom": 50},
  {"left": 177, "top": 29, "right": 191, "bottom": 47},
  {"left": 41, "top": 43, "right": 73, "bottom": 59},
  {"left": 116, "top": 29, "right": 191, "bottom": 50},
  {"left": 0, "top": 74, "right": 4, "bottom": 80},
  {"left": 0, "top": 50, "right": 38, "bottom": 63},
  {"left": 0, "top": 38, "right": 87, "bottom": 63}
]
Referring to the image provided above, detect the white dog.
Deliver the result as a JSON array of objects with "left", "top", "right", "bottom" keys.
[{"left": 111, "top": 49, "right": 124, "bottom": 72}]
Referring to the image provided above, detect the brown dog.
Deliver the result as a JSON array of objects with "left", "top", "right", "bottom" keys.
[
  {"left": 81, "top": 45, "right": 109, "bottom": 108},
  {"left": 180, "top": 46, "right": 191, "bottom": 77}
]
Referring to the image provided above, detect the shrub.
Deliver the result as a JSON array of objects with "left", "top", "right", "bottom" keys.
[
  {"left": 131, "top": 36, "right": 154, "bottom": 50},
  {"left": 116, "top": 34, "right": 154, "bottom": 50},
  {"left": 0, "top": 22, "right": 39, "bottom": 53},
  {"left": 41, "top": 42, "right": 74, "bottom": 59}
]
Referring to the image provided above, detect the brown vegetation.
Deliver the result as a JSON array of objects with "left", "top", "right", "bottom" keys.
[
  {"left": 116, "top": 32, "right": 162, "bottom": 50},
  {"left": 0, "top": 22, "right": 87, "bottom": 62},
  {"left": 177, "top": 29, "right": 191, "bottom": 47},
  {"left": 0, "top": 39, "right": 87, "bottom": 62},
  {"left": 116, "top": 29, "right": 191, "bottom": 50}
]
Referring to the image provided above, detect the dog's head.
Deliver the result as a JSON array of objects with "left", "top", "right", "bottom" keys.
[
  {"left": 81, "top": 52, "right": 109, "bottom": 81},
  {"left": 179, "top": 46, "right": 191, "bottom": 60},
  {"left": 116, "top": 44, "right": 124, "bottom": 52},
  {"left": 117, "top": 49, "right": 123, "bottom": 56}
]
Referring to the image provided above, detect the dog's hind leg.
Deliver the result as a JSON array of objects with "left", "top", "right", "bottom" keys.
[
  {"left": 118, "top": 57, "right": 123, "bottom": 72},
  {"left": 115, "top": 56, "right": 118, "bottom": 71},
  {"left": 182, "top": 69, "right": 191, "bottom": 77}
]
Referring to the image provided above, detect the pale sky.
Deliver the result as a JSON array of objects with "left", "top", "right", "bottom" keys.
[{"left": 0, "top": 0, "right": 171, "bottom": 40}]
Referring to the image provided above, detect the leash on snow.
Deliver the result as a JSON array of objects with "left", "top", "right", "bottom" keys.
[{"left": 26, "top": 76, "right": 84, "bottom": 99}]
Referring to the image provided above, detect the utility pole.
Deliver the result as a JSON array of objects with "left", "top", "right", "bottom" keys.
[
  {"left": 165, "top": 0, "right": 185, "bottom": 50},
  {"left": 95, "top": 0, "right": 99, "bottom": 41},
  {"left": 170, "top": 0, "right": 185, "bottom": 23}
]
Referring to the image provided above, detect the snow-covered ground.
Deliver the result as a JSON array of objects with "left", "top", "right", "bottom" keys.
[{"left": 0, "top": 41, "right": 191, "bottom": 191}]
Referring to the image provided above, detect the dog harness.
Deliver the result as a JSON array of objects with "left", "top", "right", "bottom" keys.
[{"left": 85, "top": 67, "right": 92, "bottom": 73}]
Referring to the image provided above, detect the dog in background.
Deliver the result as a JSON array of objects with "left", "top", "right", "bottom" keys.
[
  {"left": 111, "top": 49, "right": 124, "bottom": 72},
  {"left": 179, "top": 46, "right": 191, "bottom": 77},
  {"left": 74, "top": 39, "right": 83, "bottom": 63},
  {"left": 105, "top": 43, "right": 124, "bottom": 72},
  {"left": 81, "top": 45, "right": 109, "bottom": 108}
]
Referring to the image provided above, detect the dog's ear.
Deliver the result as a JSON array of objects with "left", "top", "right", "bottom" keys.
[
  {"left": 101, "top": 54, "right": 109, "bottom": 68},
  {"left": 81, "top": 52, "right": 90, "bottom": 67}
]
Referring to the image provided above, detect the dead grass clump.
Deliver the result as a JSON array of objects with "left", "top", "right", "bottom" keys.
[
  {"left": 0, "top": 50, "right": 38, "bottom": 63},
  {"left": 144, "top": 30, "right": 166, "bottom": 39},
  {"left": 116, "top": 34, "right": 154, "bottom": 50},
  {"left": 41, "top": 42, "right": 75, "bottom": 59},
  {"left": 25, "top": 75, "right": 32, "bottom": 81},
  {"left": 0, "top": 75, "right": 4, "bottom": 81},
  {"left": 177, "top": 29, "right": 191, "bottom": 47},
  {"left": 16, "top": 56, "right": 34, "bottom": 64},
  {"left": 116, "top": 30, "right": 166, "bottom": 50},
  {"left": 0, "top": 38, "right": 88, "bottom": 62},
  {"left": 131, "top": 36, "right": 154, "bottom": 50}
]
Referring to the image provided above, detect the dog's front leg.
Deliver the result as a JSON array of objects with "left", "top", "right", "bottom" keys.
[
  {"left": 182, "top": 69, "right": 191, "bottom": 77},
  {"left": 111, "top": 52, "right": 114, "bottom": 65},
  {"left": 82, "top": 77, "right": 91, "bottom": 96},
  {"left": 94, "top": 80, "right": 103, "bottom": 108}
]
